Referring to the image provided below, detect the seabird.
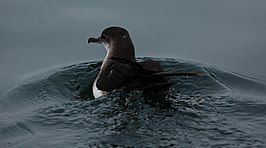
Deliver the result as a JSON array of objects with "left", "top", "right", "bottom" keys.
[{"left": 88, "top": 26, "right": 197, "bottom": 101}]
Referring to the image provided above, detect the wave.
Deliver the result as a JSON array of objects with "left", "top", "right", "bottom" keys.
[{"left": 1, "top": 58, "right": 266, "bottom": 147}]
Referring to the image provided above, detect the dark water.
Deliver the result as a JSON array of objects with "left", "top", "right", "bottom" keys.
[{"left": 1, "top": 58, "right": 266, "bottom": 147}]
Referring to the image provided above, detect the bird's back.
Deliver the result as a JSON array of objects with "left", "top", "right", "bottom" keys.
[{"left": 97, "top": 57, "right": 175, "bottom": 100}]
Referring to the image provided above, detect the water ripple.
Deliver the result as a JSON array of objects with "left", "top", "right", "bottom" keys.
[{"left": 1, "top": 58, "right": 266, "bottom": 147}]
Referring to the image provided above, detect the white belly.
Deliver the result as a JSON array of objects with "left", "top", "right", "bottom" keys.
[{"left": 92, "top": 77, "right": 108, "bottom": 98}]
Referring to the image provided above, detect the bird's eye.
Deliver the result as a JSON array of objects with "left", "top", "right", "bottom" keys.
[{"left": 101, "top": 34, "right": 107, "bottom": 39}]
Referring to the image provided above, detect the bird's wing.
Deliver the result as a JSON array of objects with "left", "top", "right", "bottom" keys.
[
  {"left": 110, "top": 57, "right": 164, "bottom": 73},
  {"left": 96, "top": 62, "right": 141, "bottom": 91},
  {"left": 108, "top": 57, "right": 143, "bottom": 69},
  {"left": 152, "top": 72, "right": 201, "bottom": 77},
  {"left": 139, "top": 59, "right": 164, "bottom": 72}
]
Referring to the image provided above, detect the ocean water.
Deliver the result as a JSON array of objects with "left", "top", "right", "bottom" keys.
[{"left": 0, "top": 57, "right": 266, "bottom": 147}]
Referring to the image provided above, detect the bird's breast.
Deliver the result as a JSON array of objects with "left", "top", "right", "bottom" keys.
[{"left": 92, "top": 77, "right": 108, "bottom": 98}]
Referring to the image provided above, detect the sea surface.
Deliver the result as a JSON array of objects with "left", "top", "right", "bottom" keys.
[{"left": 1, "top": 58, "right": 266, "bottom": 147}]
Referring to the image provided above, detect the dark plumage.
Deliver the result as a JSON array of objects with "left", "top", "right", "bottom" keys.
[{"left": 88, "top": 27, "right": 198, "bottom": 101}]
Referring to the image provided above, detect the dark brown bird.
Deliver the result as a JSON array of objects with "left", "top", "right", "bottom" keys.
[{"left": 88, "top": 26, "right": 197, "bottom": 101}]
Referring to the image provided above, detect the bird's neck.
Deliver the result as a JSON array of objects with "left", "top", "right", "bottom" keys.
[
  {"left": 100, "top": 40, "right": 136, "bottom": 70},
  {"left": 109, "top": 48, "right": 135, "bottom": 61}
]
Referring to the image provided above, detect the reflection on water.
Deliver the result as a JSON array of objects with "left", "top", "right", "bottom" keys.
[{"left": 1, "top": 58, "right": 266, "bottom": 147}]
